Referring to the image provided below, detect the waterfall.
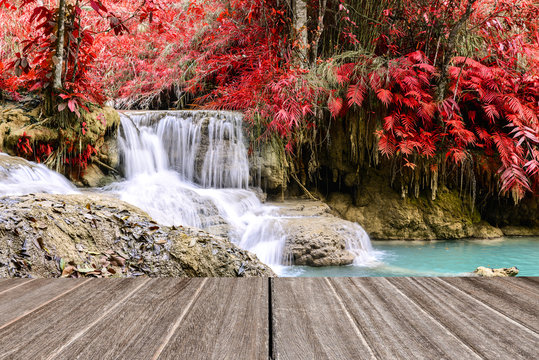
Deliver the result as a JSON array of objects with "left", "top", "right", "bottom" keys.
[
  {"left": 107, "top": 111, "right": 378, "bottom": 271},
  {"left": 107, "top": 111, "right": 289, "bottom": 268},
  {"left": 0, "top": 111, "right": 378, "bottom": 272},
  {"left": 0, "top": 153, "right": 78, "bottom": 196}
]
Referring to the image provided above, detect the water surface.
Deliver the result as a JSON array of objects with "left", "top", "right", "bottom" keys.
[{"left": 279, "top": 237, "right": 539, "bottom": 277}]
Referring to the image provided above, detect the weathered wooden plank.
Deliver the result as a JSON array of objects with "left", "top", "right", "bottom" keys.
[
  {"left": 441, "top": 277, "right": 539, "bottom": 332},
  {"left": 49, "top": 279, "right": 204, "bottom": 360},
  {"left": 387, "top": 277, "right": 539, "bottom": 360},
  {"left": 0, "top": 279, "right": 146, "bottom": 359},
  {"left": 157, "top": 278, "right": 268, "bottom": 360},
  {"left": 0, "top": 278, "right": 33, "bottom": 295},
  {"left": 272, "top": 277, "right": 375, "bottom": 360},
  {"left": 0, "top": 279, "right": 87, "bottom": 328},
  {"left": 0, "top": 279, "right": 147, "bottom": 359},
  {"left": 329, "top": 277, "right": 479, "bottom": 359},
  {"left": 496, "top": 277, "right": 539, "bottom": 294}
]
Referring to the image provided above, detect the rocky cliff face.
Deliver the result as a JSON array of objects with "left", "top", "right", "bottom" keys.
[
  {"left": 0, "top": 103, "right": 121, "bottom": 187},
  {"left": 0, "top": 194, "right": 274, "bottom": 278},
  {"left": 327, "top": 172, "right": 505, "bottom": 240}
]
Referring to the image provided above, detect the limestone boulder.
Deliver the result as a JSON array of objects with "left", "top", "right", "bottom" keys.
[
  {"left": 473, "top": 266, "right": 519, "bottom": 277},
  {"left": 0, "top": 194, "right": 274, "bottom": 278}
]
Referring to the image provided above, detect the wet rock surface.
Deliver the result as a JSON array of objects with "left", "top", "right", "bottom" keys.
[
  {"left": 327, "top": 174, "right": 505, "bottom": 240},
  {"left": 250, "top": 141, "right": 288, "bottom": 195},
  {"left": 0, "top": 194, "right": 274, "bottom": 278},
  {"left": 270, "top": 200, "right": 362, "bottom": 267},
  {"left": 0, "top": 103, "right": 121, "bottom": 187}
]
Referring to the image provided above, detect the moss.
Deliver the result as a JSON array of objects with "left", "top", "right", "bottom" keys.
[{"left": 0, "top": 103, "right": 120, "bottom": 181}]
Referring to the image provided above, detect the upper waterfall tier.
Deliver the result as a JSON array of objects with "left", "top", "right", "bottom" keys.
[{"left": 119, "top": 111, "right": 250, "bottom": 189}]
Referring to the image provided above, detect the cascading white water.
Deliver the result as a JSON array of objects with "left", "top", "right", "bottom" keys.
[
  {"left": 107, "top": 111, "right": 289, "bottom": 268},
  {"left": 0, "top": 153, "right": 78, "bottom": 196},
  {"left": 107, "top": 111, "right": 378, "bottom": 271}
]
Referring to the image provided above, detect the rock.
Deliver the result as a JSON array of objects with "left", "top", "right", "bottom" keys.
[
  {"left": 1, "top": 103, "right": 121, "bottom": 185},
  {"left": 472, "top": 222, "right": 504, "bottom": 239},
  {"left": 81, "top": 163, "right": 117, "bottom": 187},
  {"left": 0, "top": 194, "right": 274, "bottom": 278},
  {"left": 500, "top": 226, "right": 539, "bottom": 237},
  {"left": 326, "top": 172, "right": 506, "bottom": 240},
  {"left": 473, "top": 266, "right": 519, "bottom": 277},
  {"left": 250, "top": 141, "right": 287, "bottom": 194},
  {"left": 271, "top": 200, "right": 365, "bottom": 267},
  {"left": 483, "top": 195, "right": 539, "bottom": 235}
]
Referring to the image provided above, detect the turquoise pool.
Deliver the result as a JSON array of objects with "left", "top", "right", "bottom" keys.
[{"left": 279, "top": 237, "right": 539, "bottom": 277}]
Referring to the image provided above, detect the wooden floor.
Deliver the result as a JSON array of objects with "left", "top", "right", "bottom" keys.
[{"left": 0, "top": 278, "right": 537, "bottom": 359}]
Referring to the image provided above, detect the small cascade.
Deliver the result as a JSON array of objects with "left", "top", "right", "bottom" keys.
[
  {"left": 0, "top": 153, "right": 78, "bottom": 196},
  {"left": 331, "top": 222, "right": 378, "bottom": 266},
  {"left": 108, "top": 111, "right": 378, "bottom": 271}
]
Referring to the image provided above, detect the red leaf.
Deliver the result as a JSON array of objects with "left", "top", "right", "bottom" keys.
[
  {"left": 347, "top": 83, "right": 365, "bottom": 107},
  {"left": 328, "top": 97, "right": 343, "bottom": 118},
  {"left": 376, "top": 89, "right": 393, "bottom": 106},
  {"left": 68, "top": 99, "right": 77, "bottom": 113}
]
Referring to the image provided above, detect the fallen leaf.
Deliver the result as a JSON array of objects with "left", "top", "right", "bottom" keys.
[{"left": 61, "top": 265, "right": 75, "bottom": 277}]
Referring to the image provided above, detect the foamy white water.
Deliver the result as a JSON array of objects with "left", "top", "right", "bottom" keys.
[
  {"left": 0, "top": 153, "right": 78, "bottom": 196},
  {"left": 108, "top": 111, "right": 378, "bottom": 271}
]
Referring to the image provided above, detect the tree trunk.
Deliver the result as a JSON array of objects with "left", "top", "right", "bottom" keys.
[
  {"left": 292, "top": 0, "right": 309, "bottom": 67},
  {"left": 53, "top": 0, "right": 66, "bottom": 92},
  {"left": 311, "top": 0, "right": 327, "bottom": 66},
  {"left": 436, "top": 0, "right": 476, "bottom": 102}
]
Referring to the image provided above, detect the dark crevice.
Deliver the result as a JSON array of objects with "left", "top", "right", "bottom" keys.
[{"left": 268, "top": 277, "right": 275, "bottom": 360}]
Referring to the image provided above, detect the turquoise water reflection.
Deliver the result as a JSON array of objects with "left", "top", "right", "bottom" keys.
[{"left": 279, "top": 237, "right": 539, "bottom": 277}]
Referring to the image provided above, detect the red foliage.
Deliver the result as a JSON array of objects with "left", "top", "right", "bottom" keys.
[{"left": 1, "top": 0, "right": 537, "bottom": 198}]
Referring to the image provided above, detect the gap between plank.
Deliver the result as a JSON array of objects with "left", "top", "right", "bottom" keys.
[
  {"left": 0, "top": 279, "right": 90, "bottom": 333},
  {"left": 383, "top": 278, "right": 484, "bottom": 360},
  {"left": 151, "top": 278, "right": 208, "bottom": 360},
  {"left": 0, "top": 279, "right": 36, "bottom": 296},
  {"left": 324, "top": 278, "right": 378, "bottom": 360},
  {"left": 45, "top": 279, "right": 150, "bottom": 360},
  {"left": 268, "top": 277, "right": 274, "bottom": 360},
  {"left": 437, "top": 278, "right": 539, "bottom": 337}
]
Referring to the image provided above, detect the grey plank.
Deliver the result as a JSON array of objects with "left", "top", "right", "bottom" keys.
[
  {"left": 158, "top": 278, "right": 268, "bottom": 360},
  {"left": 496, "top": 277, "right": 539, "bottom": 294},
  {"left": 0, "top": 279, "right": 147, "bottom": 359},
  {"left": 329, "top": 277, "right": 479, "bottom": 360},
  {"left": 52, "top": 278, "right": 205, "bottom": 360},
  {"left": 272, "top": 277, "right": 375, "bottom": 360},
  {"left": 387, "top": 277, "right": 539, "bottom": 360},
  {"left": 0, "top": 279, "right": 33, "bottom": 295},
  {"left": 441, "top": 277, "right": 539, "bottom": 332},
  {"left": 0, "top": 279, "right": 87, "bottom": 327}
]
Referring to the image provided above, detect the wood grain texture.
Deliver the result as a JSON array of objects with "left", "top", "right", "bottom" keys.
[
  {"left": 0, "top": 279, "right": 147, "bottom": 359},
  {"left": 51, "top": 279, "right": 205, "bottom": 360},
  {"left": 497, "top": 276, "right": 539, "bottom": 294},
  {"left": 0, "top": 277, "right": 536, "bottom": 360},
  {"left": 272, "top": 277, "right": 375, "bottom": 360},
  {"left": 0, "top": 278, "right": 33, "bottom": 295},
  {"left": 387, "top": 277, "right": 539, "bottom": 360},
  {"left": 329, "top": 277, "right": 479, "bottom": 360},
  {"left": 441, "top": 277, "right": 539, "bottom": 332},
  {"left": 158, "top": 278, "right": 268, "bottom": 360},
  {"left": 0, "top": 279, "right": 85, "bottom": 327}
]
